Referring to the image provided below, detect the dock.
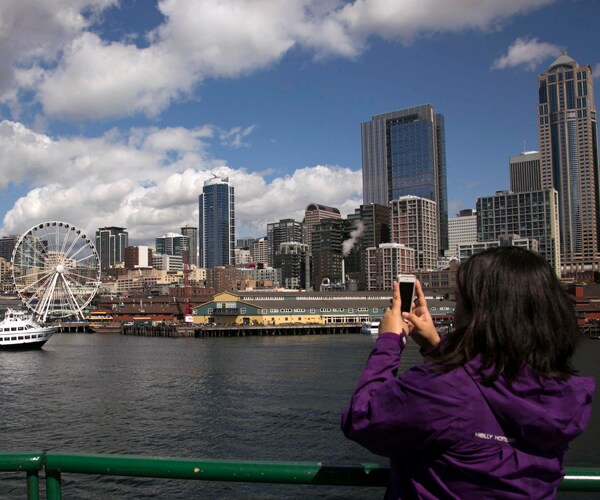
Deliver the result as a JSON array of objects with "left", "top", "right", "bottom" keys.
[{"left": 122, "top": 323, "right": 363, "bottom": 338}]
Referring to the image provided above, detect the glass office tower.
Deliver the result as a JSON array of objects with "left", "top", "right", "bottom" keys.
[
  {"left": 361, "top": 104, "right": 448, "bottom": 253},
  {"left": 198, "top": 177, "right": 235, "bottom": 268},
  {"left": 538, "top": 53, "right": 600, "bottom": 273},
  {"left": 95, "top": 226, "right": 128, "bottom": 272}
]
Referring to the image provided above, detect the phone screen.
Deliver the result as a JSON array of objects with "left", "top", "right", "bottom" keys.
[{"left": 399, "top": 281, "right": 415, "bottom": 313}]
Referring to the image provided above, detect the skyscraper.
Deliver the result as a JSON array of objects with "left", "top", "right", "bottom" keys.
[
  {"left": 198, "top": 176, "right": 235, "bottom": 269},
  {"left": 0, "top": 235, "right": 19, "bottom": 262},
  {"left": 303, "top": 203, "right": 341, "bottom": 250},
  {"left": 476, "top": 190, "right": 560, "bottom": 275},
  {"left": 367, "top": 243, "right": 415, "bottom": 291},
  {"left": 510, "top": 152, "right": 541, "bottom": 193},
  {"left": 311, "top": 217, "right": 344, "bottom": 289},
  {"left": 250, "top": 237, "right": 268, "bottom": 264},
  {"left": 267, "top": 218, "right": 303, "bottom": 268},
  {"left": 181, "top": 226, "right": 198, "bottom": 267},
  {"left": 538, "top": 53, "right": 600, "bottom": 272},
  {"left": 95, "top": 227, "right": 128, "bottom": 272},
  {"left": 390, "top": 195, "right": 438, "bottom": 271},
  {"left": 266, "top": 218, "right": 305, "bottom": 288},
  {"left": 155, "top": 233, "right": 189, "bottom": 262},
  {"left": 447, "top": 209, "right": 477, "bottom": 258},
  {"left": 343, "top": 203, "right": 390, "bottom": 290},
  {"left": 361, "top": 104, "right": 448, "bottom": 253}
]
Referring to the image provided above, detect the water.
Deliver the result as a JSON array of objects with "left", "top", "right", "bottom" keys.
[{"left": 0, "top": 333, "right": 598, "bottom": 499}]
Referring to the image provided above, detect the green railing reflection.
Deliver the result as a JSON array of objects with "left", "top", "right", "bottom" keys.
[{"left": 1, "top": 451, "right": 599, "bottom": 499}]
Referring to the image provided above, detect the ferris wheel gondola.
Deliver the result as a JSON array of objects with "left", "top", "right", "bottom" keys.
[{"left": 11, "top": 221, "right": 101, "bottom": 322}]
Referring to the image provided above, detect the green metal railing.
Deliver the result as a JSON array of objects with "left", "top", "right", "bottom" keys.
[{"left": 1, "top": 451, "right": 599, "bottom": 499}]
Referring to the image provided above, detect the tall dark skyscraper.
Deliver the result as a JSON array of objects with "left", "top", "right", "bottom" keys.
[
  {"left": 267, "top": 218, "right": 303, "bottom": 268},
  {"left": 180, "top": 226, "right": 198, "bottom": 267},
  {"left": 361, "top": 104, "right": 448, "bottom": 253},
  {"left": 538, "top": 53, "right": 600, "bottom": 272},
  {"left": 343, "top": 203, "right": 390, "bottom": 290},
  {"left": 198, "top": 176, "right": 235, "bottom": 268},
  {"left": 0, "top": 235, "right": 19, "bottom": 262},
  {"left": 312, "top": 218, "right": 344, "bottom": 289},
  {"left": 95, "top": 226, "right": 128, "bottom": 272},
  {"left": 510, "top": 151, "right": 541, "bottom": 193}
]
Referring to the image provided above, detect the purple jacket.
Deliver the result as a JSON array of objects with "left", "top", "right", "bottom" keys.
[{"left": 341, "top": 332, "right": 595, "bottom": 499}]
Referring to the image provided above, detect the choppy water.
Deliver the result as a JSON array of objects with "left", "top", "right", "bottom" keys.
[{"left": 0, "top": 333, "right": 598, "bottom": 499}]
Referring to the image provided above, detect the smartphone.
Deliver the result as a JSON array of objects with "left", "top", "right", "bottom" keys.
[{"left": 397, "top": 274, "right": 417, "bottom": 313}]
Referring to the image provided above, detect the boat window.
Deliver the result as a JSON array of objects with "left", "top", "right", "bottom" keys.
[
  {"left": 18, "top": 336, "right": 23, "bottom": 340},
  {"left": 18, "top": 327, "right": 24, "bottom": 331},
  {"left": 11, "top": 337, "right": 16, "bottom": 340},
  {"left": 25, "top": 335, "right": 30, "bottom": 339}
]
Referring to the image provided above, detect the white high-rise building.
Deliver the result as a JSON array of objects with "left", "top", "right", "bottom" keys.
[
  {"left": 390, "top": 195, "right": 438, "bottom": 271},
  {"left": 366, "top": 243, "right": 415, "bottom": 291},
  {"left": 476, "top": 189, "right": 560, "bottom": 275},
  {"left": 250, "top": 237, "right": 268, "bottom": 264},
  {"left": 446, "top": 209, "right": 477, "bottom": 258}
]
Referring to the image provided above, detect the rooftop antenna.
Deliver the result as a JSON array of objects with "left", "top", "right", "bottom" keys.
[
  {"left": 523, "top": 139, "right": 527, "bottom": 153},
  {"left": 209, "top": 172, "right": 229, "bottom": 182}
]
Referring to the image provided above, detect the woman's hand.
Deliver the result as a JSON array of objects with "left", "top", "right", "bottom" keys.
[
  {"left": 402, "top": 280, "right": 440, "bottom": 350},
  {"left": 379, "top": 281, "right": 410, "bottom": 335}
]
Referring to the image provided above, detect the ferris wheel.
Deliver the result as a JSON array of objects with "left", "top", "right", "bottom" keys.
[{"left": 11, "top": 221, "right": 101, "bottom": 322}]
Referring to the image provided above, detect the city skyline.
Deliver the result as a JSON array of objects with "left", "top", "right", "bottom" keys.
[{"left": 0, "top": 1, "right": 599, "bottom": 245}]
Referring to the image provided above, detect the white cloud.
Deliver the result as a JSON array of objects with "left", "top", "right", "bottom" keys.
[
  {"left": 0, "top": 0, "right": 556, "bottom": 120},
  {"left": 0, "top": 120, "right": 362, "bottom": 243},
  {"left": 594, "top": 63, "right": 600, "bottom": 79},
  {"left": 219, "top": 125, "right": 256, "bottom": 149},
  {"left": 335, "top": 0, "right": 554, "bottom": 44},
  {"left": 0, "top": 0, "right": 115, "bottom": 97},
  {"left": 37, "top": 32, "right": 195, "bottom": 119},
  {"left": 492, "top": 37, "right": 562, "bottom": 71}
]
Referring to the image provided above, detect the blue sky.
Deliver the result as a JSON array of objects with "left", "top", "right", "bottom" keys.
[{"left": 0, "top": 0, "right": 598, "bottom": 244}]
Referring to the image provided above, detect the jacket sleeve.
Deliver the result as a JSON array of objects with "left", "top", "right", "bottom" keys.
[{"left": 341, "top": 332, "right": 461, "bottom": 458}]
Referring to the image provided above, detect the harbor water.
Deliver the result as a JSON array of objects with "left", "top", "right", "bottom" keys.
[{"left": 0, "top": 333, "right": 598, "bottom": 499}]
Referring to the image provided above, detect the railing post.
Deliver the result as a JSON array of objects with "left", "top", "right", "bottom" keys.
[
  {"left": 45, "top": 469, "right": 62, "bottom": 500},
  {"left": 26, "top": 471, "right": 40, "bottom": 500}
]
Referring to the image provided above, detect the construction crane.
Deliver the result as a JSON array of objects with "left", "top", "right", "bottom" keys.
[{"left": 182, "top": 250, "right": 193, "bottom": 323}]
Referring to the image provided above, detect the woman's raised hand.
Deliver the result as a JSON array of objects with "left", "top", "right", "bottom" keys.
[
  {"left": 402, "top": 280, "right": 440, "bottom": 350},
  {"left": 379, "top": 281, "right": 410, "bottom": 336}
]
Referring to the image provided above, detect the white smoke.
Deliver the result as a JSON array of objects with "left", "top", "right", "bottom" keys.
[{"left": 343, "top": 220, "right": 364, "bottom": 257}]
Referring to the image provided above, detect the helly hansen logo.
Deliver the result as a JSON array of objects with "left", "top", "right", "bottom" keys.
[{"left": 474, "top": 432, "right": 516, "bottom": 444}]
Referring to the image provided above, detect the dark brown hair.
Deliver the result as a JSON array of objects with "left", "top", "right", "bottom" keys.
[{"left": 433, "top": 246, "right": 579, "bottom": 383}]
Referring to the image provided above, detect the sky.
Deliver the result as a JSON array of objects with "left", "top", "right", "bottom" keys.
[{"left": 0, "top": 0, "right": 599, "bottom": 246}]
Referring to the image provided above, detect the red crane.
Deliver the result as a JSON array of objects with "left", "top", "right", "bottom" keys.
[{"left": 182, "top": 250, "right": 193, "bottom": 322}]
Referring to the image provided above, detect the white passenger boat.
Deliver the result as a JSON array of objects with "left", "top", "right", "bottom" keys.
[
  {"left": 360, "top": 320, "right": 380, "bottom": 335},
  {"left": 0, "top": 309, "right": 56, "bottom": 350}
]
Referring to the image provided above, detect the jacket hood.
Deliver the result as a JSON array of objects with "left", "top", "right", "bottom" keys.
[{"left": 463, "top": 358, "right": 595, "bottom": 451}]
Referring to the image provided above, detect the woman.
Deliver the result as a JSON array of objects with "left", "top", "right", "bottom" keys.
[{"left": 342, "top": 247, "right": 594, "bottom": 499}]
